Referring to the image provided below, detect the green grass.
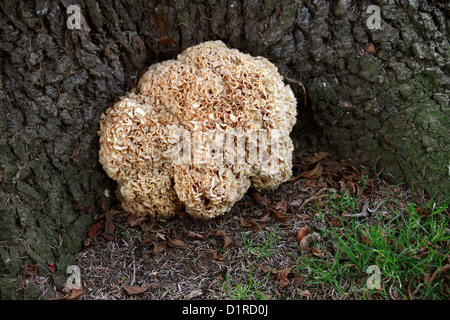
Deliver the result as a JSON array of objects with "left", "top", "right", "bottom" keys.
[
  {"left": 219, "top": 224, "right": 280, "bottom": 299},
  {"left": 241, "top": 224, "right": 280, "bottom": 262},
  {"left": 295, "top": 190, "right": 450, "bottom": 299},
  {"left": 118, "top": 224, "right": 143, "bottom": 241},
  {"left": 221, "top": 265, "right": 272, "bottom": 300},
  {"left": 217, "top": 185, "right": 449, "bottom": 300}
]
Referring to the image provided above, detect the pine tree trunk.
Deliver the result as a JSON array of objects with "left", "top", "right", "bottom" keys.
[{"left": 0, "top": 0, "right": 448, "bottom": 298}]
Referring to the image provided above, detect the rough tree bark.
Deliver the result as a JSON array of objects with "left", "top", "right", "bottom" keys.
[{"left": 0, "top": 0, "right": 448, "bottom": 298}]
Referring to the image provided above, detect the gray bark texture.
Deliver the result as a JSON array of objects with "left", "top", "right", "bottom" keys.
[{"left": 0, "top": 0, "right": 448, "bottom": 298}]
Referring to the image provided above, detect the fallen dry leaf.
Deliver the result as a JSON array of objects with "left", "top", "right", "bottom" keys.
[
  {"left": 277, "top": 267, "right": 293, "bottom": 287},
  {"left": 292, "top": 161, "right": 323, "bottom": 181},
  {"left": 209, "top": 247, "right": 227, "bottom": 261},
  {"left": 365, "top": 42, "right": 376, "bottom": 53},
  {"left": 238, "top": 217, "right": 254, "bottom": 228},
  {"left": 252, "top": 222, "right": 266, "bottom": 232},
  {"left": 259, "top": 265, "right": 275, "bottom": 274},
  {"left": 143, "top": 238, "right": 166, "bottom": 255},
  {"left": 303, "top": 152, "right": 330, "bottom": 165},
  {"left": 67, "top": 288, "right": 84, "bottom": 300},
  {"left": 103, "top": 202, "right": 115, "bottom": 237},
  {"left": 260, "top": 292, "right": 273, "bottom": 300},
  {"left": 185, "top": 230, "right": 210, "bottom": 240},
  {"left": 121, "top": 282, "right": 151, "bottom": 295},
  {"left": 127, "top": 213, "right": 143, "bottom": 227},
  {"left": 155, "top": 231, "right": 167, "bottom": 241},
  {"left": 236, "top": 212, "right": 272, "bottom": 230},
  {"left": 186, "top": 289, "right": 203, "bottom": 299},
  {"left": 298, "top": 213, "right": 311, "bottom": 221},
  {"left": 297, "top": 227, "right": 311, "bottom": 243},
  {"left": 269, "top": 208, "right": 292, "bottom": 221},
  {"left": 168, "top": 238, "right": 188, "bottom": 249},
  {"left": 275, "top": 198, "right": 288, "bottom": 213},
  {"left": 216, "top": 230, "right": 232, "bottom": 249},
  {"left": 340, "top": 160, "right": 360, "bottom": 174},
  {"left": 289, "top": 199, "right": 303, "bottom": 207},
  {"left": 252, "top": 191, "right": 270, "bottom": 208},
  {"left": 346, "top": 181, "right": 356, "bottom": 194},
  {"left": 250, "top": 213, "right": 271, "bottom": 231},
  {"left": 329, "top": 216, "right": 341, "bottom": 227},
  {"left": 140, "top": 215, "right": 155, "bottom": 232},
  {"left": 428, "top": 263, "right": 450, "bottom": 283},
  {"left": 294, "top": 272, "right": 303, "bottom": 286},
  {"left": 255, "top": 212, "right": 271, "bottom": 223},
  {"left": 151, "top": 240, "right": 166, "bottom": 255},
  {"left": 88, "top": 220, "right": 104, "bottom": 238}
]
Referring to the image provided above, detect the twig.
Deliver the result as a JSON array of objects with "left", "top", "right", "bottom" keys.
[
  {"left": 428, "top": 263, "right": 450, "bottom": 283},
  {"left": 105, "top": 40, "right": 120, "bottom": 61},
  {"left": 341, "top": 200, "right": 370, "bottom": 218},
  {"left": 285, "top": 76, "right": 307, "bottom": 107},
  {"left": 131, "top": 251, "right": 136, "bottom": 286},
  {"left": 299, "top": 188, "right": 327, "bottom": 211}
]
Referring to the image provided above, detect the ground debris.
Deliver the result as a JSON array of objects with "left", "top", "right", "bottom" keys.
[{"left": 72, "top": 151, "right": 447, "bottom": 300}]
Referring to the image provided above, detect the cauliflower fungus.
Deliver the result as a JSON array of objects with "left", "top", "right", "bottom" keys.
[{"left": 99, "top": 40, "right": 297, "bottom": 220}]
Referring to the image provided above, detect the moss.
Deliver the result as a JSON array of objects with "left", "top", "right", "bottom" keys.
[
  {"left": 0, "top": 278, "right": 19, "bottom": 299},
  {"left": 0, "top": 247, "right": 21, "bottom": 276},
  {"left": 260, "top": 0, "right": 298, "bottom": 47},
  {"left": 358, "top": 55, "right": 385, "bottom": 84},
  {"left": 25, "top": 281, "right": 40, "bottom": 300}
]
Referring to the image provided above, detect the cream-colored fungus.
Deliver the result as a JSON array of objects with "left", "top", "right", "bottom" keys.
[{"left": 99, "top": 41, "right": 297, "bottom": 220}]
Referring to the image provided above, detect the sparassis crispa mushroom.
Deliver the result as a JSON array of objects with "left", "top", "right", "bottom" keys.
[{"left": 99, "top": 40, "right": 297, "bottom": 220}]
